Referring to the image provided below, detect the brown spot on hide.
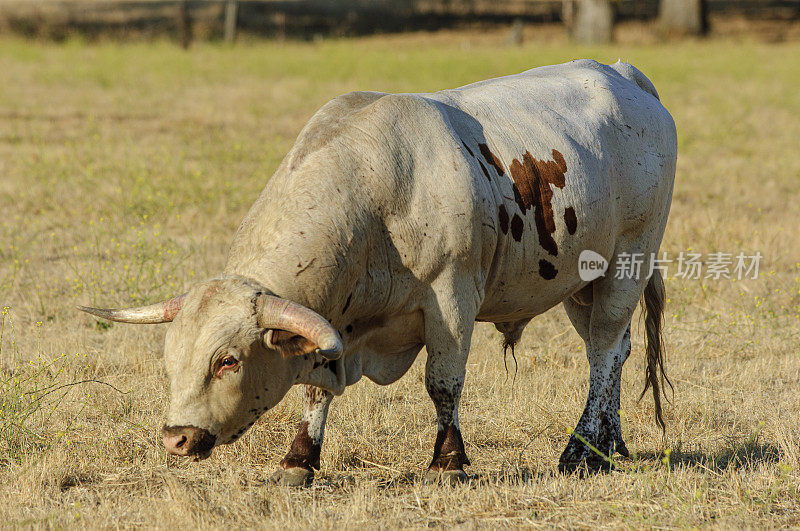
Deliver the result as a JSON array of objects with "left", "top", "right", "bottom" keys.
[
  {"left": 280, "top": 421, "right": 321, "bottom": 470},
  {"left": 341, "top": 293, "right": 352, "bottom": 315},
  {"left": 498, "top": 205, "right": 509, "bottom": 234},
  {"left": 510, "top": 213, "right": 524, "bottom": 242},
  {"left": 564, "top": 206, "right": 577, "bottom": 235},
  {"left": 461, "top": 141, "right": 474, "bottom": 157},
  {"left": 429, "top": 424, "right": 470, "bottom": 471},
  {"left": 305, "top": 385, "right": 329, "bottom": 403},
  {"left": 163, "top": 294, "right": 186, "bottom": 321},
  {"left": 508, "top": 149, "right": 567, "bottom": 256},
  {"left": 478, "top": 143, "right": 505, "bottom": 176},
  {"left": 478, "top": 160, "right": 491, "bottom": 181},
  {"left": 538, "top": 259, "right": 558, "bottom": 280}
]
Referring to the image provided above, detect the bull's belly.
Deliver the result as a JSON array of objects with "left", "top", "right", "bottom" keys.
[
  {"left": 477, "top": 272, "right": 581, "bottom": 323},
  {"left": 477, "top": 276, "right": 581, "bottom": 322},
  {"left": 476, "top": 220, "right": 615, "bottom": 322}
]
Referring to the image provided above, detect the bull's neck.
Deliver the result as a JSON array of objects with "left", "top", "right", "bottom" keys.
[{"left": 222, "top": 196, "right": 346, "bottom": 319}]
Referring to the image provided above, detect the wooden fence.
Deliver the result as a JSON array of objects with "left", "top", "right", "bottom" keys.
[{"left": 1, "top": 0, "right": 798, "bottom": 40}]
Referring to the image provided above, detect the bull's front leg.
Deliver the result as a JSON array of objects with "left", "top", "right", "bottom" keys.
[
  {"left": 424, "top": 361, "right": 471, "bottom": 484},
  {"left": 270, "top": 385, "right": 333, "bottom": 486},
  {"left": 422, "top": 282, "right": 477, "bottom": 485}
]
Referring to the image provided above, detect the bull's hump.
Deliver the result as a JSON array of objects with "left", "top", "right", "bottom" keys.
[{"left": 289, "top": 91, "right": 389, "bottom": 171}]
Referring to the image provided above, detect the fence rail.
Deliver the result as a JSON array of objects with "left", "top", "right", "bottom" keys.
[{"left": 1, "top": 0, "right": 798, "bottom": 40}]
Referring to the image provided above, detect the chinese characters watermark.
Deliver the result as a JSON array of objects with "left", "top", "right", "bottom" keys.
[{"left": 578, "top": 250, "right": 762, "bottom": 282}]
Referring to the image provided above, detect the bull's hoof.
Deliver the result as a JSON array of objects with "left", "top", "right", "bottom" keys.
[
  {"left": 615, "top": 440, "right": 630, "bottom": 458},
  {"left": 423, "top": 469, "right": 468, "bottom": 485},
  {"left": 558, "top": 436, "right": 612, "bottom": 475},
  {"left": 269, "top": 467, "right": 314, "bottom": 487}
]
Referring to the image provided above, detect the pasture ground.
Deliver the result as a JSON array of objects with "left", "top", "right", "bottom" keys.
[{"left": 1, "top": 28, "right": 799, "bottom": 527}]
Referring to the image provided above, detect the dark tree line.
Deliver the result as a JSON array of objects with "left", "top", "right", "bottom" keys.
[{"left": 565, "top": 0, "right": 708, "bottom": 44}]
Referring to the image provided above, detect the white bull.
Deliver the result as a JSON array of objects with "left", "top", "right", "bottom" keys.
[{"left": 80, "top": 59, "right": 677, "bottom": 484}]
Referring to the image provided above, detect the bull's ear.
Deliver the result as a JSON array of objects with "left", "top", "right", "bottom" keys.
[
  {"left": 255, "top": 294, "right": 342, "bottom": 360},
  {"left": 263, "top": 329, "right": 319, "bottom": 358}
]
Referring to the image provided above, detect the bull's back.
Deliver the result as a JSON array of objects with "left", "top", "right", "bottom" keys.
[
  {"left": 228, "top": 61, "right": 675, "bottom": 329},
  {"left": 418, "top": 60, "right": 676, "bottom": 321}
]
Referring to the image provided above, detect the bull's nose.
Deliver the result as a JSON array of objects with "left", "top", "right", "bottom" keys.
[
  {"left": 161, "top": 425, "right": 216, "bottom": 457},
  {"left": 162, "top": 432, "right": 189, "bottom": 456}
]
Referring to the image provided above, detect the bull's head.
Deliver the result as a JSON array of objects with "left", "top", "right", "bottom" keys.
[{"left": 78, "top": 276, "right": 341, "bottom": 460}]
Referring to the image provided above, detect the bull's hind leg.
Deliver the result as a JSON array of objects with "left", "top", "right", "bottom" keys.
[
  {"left": 559, "top": 274, "right": 640, "bottom": 473},
  {"left": 270, "top": 385, "right": 333, "bottom": 486},
  {"left": 421, "top": 277, "right": 479, "bottom": 484}
]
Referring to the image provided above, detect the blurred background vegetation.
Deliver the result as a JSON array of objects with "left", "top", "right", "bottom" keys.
[{"left": 1, "top": 0, "right": 799, "bottom": 44}]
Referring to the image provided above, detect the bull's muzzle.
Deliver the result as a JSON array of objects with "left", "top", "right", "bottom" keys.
[{"left": 161, "top": 425, "right": 216, "bottom": 460}]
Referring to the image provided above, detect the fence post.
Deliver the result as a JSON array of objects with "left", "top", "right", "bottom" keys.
[
  {"left": 224, "top": 0, "right": 238, "bottom": 43},
  {"left": 177, "top": 0, "right": 190, "bottom": 48}
]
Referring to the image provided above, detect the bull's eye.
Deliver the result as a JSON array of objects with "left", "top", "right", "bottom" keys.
[{"left": 215, "top": 355, "right": 240, "bottom": 378}]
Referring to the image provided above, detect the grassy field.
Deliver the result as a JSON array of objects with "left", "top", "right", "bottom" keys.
[{"left": 1, "top": 28, "right": 800, "bottom": 527}]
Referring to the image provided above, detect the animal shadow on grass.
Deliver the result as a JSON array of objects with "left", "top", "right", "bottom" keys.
[
  {"left": 278, "top": 438, "right": 782, "bottom": 490},
  {"left": 473, "top": 467, "right": 553, "bottom": 486},
  {"left": 290, "top": 472, "right": 416, "bottom": 490},
  {"left": 375, "top": 469, "right": 550, "bottom": 489},
  {"left": 315, "top": 470, "right": 546, "bottom": 489},
  {"left": 639, "top": 438, "right": 781, "bottom": 473},
  {"left": 465, "top": 435, "right": 783, "bottom": 485}
]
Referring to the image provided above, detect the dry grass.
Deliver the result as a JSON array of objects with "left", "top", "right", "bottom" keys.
[{"left": 1, "top": 28, "right": 799, "bottom": 527}]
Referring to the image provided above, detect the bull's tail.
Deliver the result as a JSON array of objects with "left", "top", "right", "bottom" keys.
[{"left": 639, "top": 268, "right": 672, "bottom": 431}]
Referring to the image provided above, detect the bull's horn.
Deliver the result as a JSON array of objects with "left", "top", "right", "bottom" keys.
[
  {"left": 77, "top": 293, "right": 186, "bottom": 324},
  {"left": 256, "top": 294, "right": 342, "bottom": 359}
]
